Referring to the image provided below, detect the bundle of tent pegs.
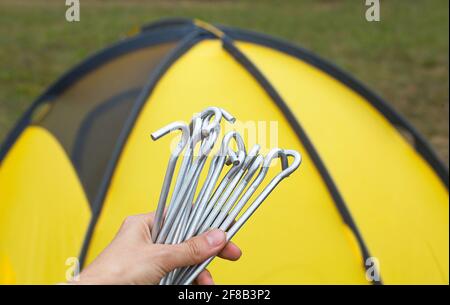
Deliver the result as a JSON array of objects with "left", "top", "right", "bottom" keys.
[{"left": 150, "top": 107, "right": 302, "bottom": 285}]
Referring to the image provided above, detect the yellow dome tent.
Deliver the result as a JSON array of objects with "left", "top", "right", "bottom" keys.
[{"left": 0, "top": 18, "right": 448, "bottom": 285}]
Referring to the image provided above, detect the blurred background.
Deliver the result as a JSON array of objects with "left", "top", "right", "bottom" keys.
[{"left": 0, "top": 0, "right": 448, "bottom": 164}]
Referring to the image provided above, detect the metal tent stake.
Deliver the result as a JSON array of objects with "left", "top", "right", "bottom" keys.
[{"left": 150, "top": 107, "right": 302, "bottom": 285}]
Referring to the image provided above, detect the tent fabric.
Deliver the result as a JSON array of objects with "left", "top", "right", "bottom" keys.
[
  {"left": 0, "top": 126, "right": 90, "bottom": 284},
  {"left": 35, "top": 41, "right": 178, "bottom": 205},
  {"left": 0, "top": 18, "right": 448, "bottom": 284}
]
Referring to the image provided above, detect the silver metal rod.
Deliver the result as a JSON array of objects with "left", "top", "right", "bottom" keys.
[
  {"left": 211, "top": 155, "right": 263, "bottom": 229},
  {"left": 180, "top": 149, "right": 302, "bottom": 285},
  {"left": 150, "top": 122, "right": 189, "bottom": 242},
  {"left": 197, "top": 145, "right": 260, "bottom": 233},
  {"left": 197, "top": 157, "right": 247, "bottom": 234},
  {"left": 182, "top": 131, "right": 245, "bottom": 240},
  {"left": 194, "top": 158, "right": 242, "bottom": 235}
]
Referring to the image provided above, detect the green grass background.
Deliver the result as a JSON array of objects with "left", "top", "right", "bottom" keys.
[{"left": 0, "top": 0, "right": 448, "bottom": 164}]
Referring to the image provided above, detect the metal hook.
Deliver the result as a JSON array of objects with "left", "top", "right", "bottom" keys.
[
  {"left": 195, "top": 106, "right": 222, "bottom": 137},
  {"left": 224, "top": 132, "right": 246, "bottom": 166},
  {"left": 150, "top": 121, "right": 190, "bottom": 242},
  {"left": 171, "top": 152, "right": 264, "bottom": 285},
  {"left": 182, "top": 131, "right": 246, "bottom": 240},
  {"left": 150, "top": 121, "right": 190, "bottom": 155},
  {"left": 226, "top": 149, "right": 301, "bottom": 237},
  {"left": 197, "top": 145, "right": 259, "bottom": 234},
  {"left": 199, "top": 124, "right": 220, "bottom": 156},
  {"left": 165, "top": 125, "right": 220, "bottom": 246},
  {"left": 192, "top": 137, "right": 246, "bottom": 235},
  {"left": 162, "top": 113, "right": 233, "bottom": 246},
  {"left": 217, "top": 107, "right": 236, "bottom": 124},
  {"left": 210, "top": 152, "right": 263, "bottom": 229},
  {"left": 157, "top": 122, "right": 217, "bottom": 244},
  {"left": 170, "top": 144, "right": 252, "bottom": 284},
  {"left": 180, "top": 149, "right": 302, "bottom": 285},
  {"left": 165, "top": 117, "right": 203, "bottom": 221},
  {"left": 149, "top": 108, "right": 303, "bottom": 285}
]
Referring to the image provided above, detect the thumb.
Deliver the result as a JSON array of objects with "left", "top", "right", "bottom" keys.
[{"left": 160, "top": 229, "right": 227, "bottom": 271}]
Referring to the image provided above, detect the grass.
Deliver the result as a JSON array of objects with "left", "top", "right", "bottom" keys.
[{"left": 0, "top": 0, "right": 448, "bottom": 164}]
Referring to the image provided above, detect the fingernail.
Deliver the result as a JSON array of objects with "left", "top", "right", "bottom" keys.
[{"left": 206, "top": 229, "right": 226, "bottom": 247}]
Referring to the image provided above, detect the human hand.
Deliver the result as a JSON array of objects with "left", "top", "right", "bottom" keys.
[{"left": 73, "top": 212, "right": 241, "bottom": 285}]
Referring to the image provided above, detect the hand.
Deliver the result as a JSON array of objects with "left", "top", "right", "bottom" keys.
[{"left": 72, "top": 212, "right": 241, "bottom": 285}]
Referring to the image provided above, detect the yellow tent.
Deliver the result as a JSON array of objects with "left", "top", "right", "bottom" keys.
[{"left": 0, "top": 18, "right": 448, "bottom": 284}]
